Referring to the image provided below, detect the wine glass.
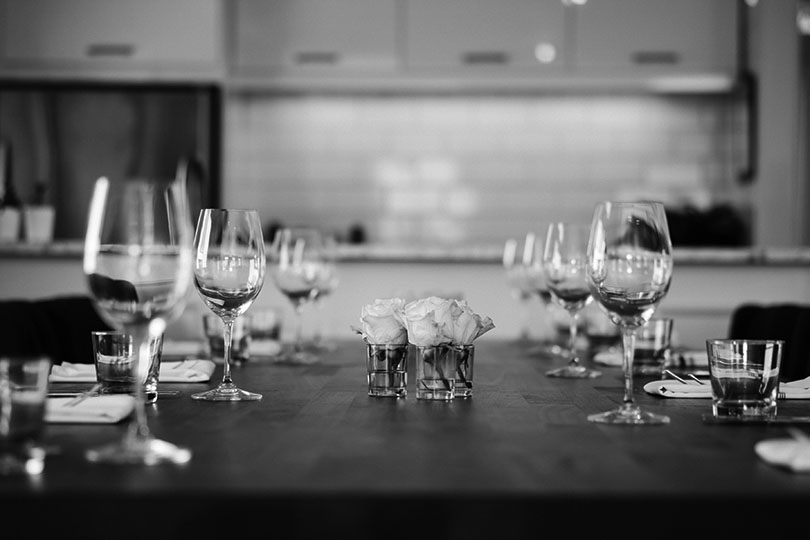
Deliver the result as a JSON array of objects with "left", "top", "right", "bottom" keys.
[
  {"left": 83, "top": 175, "right": 193, "bottom": 465},
  {"left": 192, "top": 209, "right": 266, "bottom": 401},
  {"left": 586, "top": 201, "right": 674, "bottom": 425},
  {"left": 509, "top": 232, "right": 565, "bottom": 357},
  {"left": 311, "top": 233, "right": 340, "bottom": 352},
  {"left": 271, "top": 227, "right": 326, "bottom": 364},
  {"left": 503, "top": 234, "right": 537, "bottom": 343},
  {"left": 542, "top": 222, "right": 601, "bottom": 379}
]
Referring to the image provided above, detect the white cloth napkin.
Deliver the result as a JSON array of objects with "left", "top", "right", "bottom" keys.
[
  {"left": 755, "top": 437, "right": 810, "bottom": 473},
  {"left": 643, "top": 376, "right": 810, "bottom": 399},
  {"left": 45, "top": 395, "right": 135, "bottom": 424},
  {"left": 161, "top": 340, "right": 206, "bottom": 358},
  {"left": 49, "top": 359, "right": 216, "bottom": 383}
]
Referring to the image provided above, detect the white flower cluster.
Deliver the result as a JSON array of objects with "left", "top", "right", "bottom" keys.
[{"left": 352, "top": 296, "right": 495, "bottom": 347}]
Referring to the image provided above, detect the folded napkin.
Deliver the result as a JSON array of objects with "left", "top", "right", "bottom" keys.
[
  {"left": 594, "top": 348, "right": 707, "bottom": 367},
  {"left": 45, "top": 395, "right": 135, "bottom": 424},
  {"left": 49, "top": 359, "right": 216, "bottom": 383},
  {"left": 643, "top": 376, "right": 810, "bottom": 399},
  {"left": 161, "top": 340, "right": 206, "bottom": 358},
  {"left": 755, "top": 438, "right": 810, "bottom": 473}
]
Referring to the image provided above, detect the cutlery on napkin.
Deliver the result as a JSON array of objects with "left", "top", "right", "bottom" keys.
[
  {"left": 49, "top": 359, "right": 216, "bottom": 383},
  {"left": 643, "top": 376, "right": 810, "bottom": 399},
  {"left": 45, "top": 395, "right": 135, "bottom": 424}
]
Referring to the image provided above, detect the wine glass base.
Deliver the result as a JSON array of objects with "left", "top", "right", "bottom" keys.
[
  {"left": 191, "top": 383, "right": 262, "bottom": 402},
  {"left": 85, "top": 436, "right": 192, "bottom": 465},
  {"left": 546, "top": 365, "right": 602, "bottom": 378},
  {"left": 587, "top": 406, "right": 670, "bottom": 425}
]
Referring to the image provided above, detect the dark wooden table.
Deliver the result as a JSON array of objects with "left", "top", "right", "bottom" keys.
[{"left": 3, "top": 339, "right": 810, "bottom": 538}]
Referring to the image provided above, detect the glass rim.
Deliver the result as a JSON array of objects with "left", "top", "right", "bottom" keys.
[{"left": 705, "top": 338, "right": 785, "bottom": 346}]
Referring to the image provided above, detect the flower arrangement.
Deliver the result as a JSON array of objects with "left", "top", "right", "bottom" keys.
[
  {"left": 351, "top": 296, "right": 495, "bottom": 347},
  {"left": 352, "top": 296, "right": 495, "bottom": 397}
]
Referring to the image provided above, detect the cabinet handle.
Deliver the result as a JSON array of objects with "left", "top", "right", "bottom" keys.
[
  {"left": 631, "top": 51, "right": 680, "bottom": 65},
  {"left": 295, "top": 52, "right": 340, "bottom": 65},
  {"left": 86, "top": 43, "right": 135, "bottom": 58},
  {"left": 462, "top": 51, "right": 509, "bottom": 65}
]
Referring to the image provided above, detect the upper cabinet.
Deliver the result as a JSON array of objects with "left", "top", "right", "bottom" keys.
[
  {"left": 0, "top": 0, "right": 225, "bottom": 82},
  {"left": 0, "top": 0, "right": 740, "bottom": 92},
  {"left": 573, "top": 0, "right": 739, "bottom": 90},
  {"left": 404, "top": 0, "right": 568, "bottom": 75},
  {"left": 231, "top": 0, "right": 399, "bottom": 87},
  {"left": 230, "top": 0, "right": 740, "bottom": 92}
]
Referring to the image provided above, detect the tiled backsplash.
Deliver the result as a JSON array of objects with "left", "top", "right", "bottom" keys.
[{"left": 224, "top": 93, "right": 746, "bottom": 245}]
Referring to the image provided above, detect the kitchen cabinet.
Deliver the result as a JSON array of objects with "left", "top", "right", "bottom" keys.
[
  {"left": 0, "top": 0, "right": 224, "bottom": 82},
  {"left": 404, "top": 0, "right": 568, "bottom": 75},
  {"left": 231, "top": 0, "right": 399, "bottom": 84},
  {"left": 573, "top": 0, "right": 738, "bottom": 89},
  {"left": 228, "top": 0, "right": 739, "bottom": 92}
]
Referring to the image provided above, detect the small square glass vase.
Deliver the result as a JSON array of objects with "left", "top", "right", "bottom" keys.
[
  {"left": 415, "top": 345, "right": 456, "bottom": 401},
  {"left": 366, "top": 343, "right": 409, "bottom": 398}
]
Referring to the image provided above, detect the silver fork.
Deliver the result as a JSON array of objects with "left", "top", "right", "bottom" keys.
[{"left": 63, "top": 383, "right": 101, "bottom": 407}]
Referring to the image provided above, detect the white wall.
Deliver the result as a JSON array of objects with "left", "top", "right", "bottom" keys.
[{"left": 4, "top": 256, "right": 810, "bottom": 351}]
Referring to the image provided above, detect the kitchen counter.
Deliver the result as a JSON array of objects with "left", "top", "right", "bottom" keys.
[
  {"left": 3, "top": 241, "right": 810, "bottom": 348},
  {"left": 2, "top": 241, "right": 810, "bottom": 266}
]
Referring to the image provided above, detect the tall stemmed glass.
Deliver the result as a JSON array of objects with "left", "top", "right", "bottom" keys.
[
  {"left": 586, "top": 201, "right": 674, "bottom": 425},
  {"left": 503, "top": 233, "right": 539, "bottom": 343},
  {"left": 542, "top": 222, "right": 601, "bottom": 379},
  {"left": 311, "top": 233, "right": 340, "bottom": 352},
  {"left": 271, "top": 227, "right": 325, "bottom": 364},
  {"left": 192, "top": 209, "right": 266, "bottom": 401},
  {"left": 83, "top": 176, "right": 193, "bottom": 465}
]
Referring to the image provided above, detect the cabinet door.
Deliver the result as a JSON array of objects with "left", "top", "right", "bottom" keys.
[
  {"left": 0, "top": 0, "right": 223, "bottom": 79},
  {"left": 233, "top": 0, "right": 399, "bottom": 75},
  {"left": 405, "top": 0, "right": 568, "bottom": 73},
  {"left": 574, "top": 0, "right": 738, "bottom": 77}
]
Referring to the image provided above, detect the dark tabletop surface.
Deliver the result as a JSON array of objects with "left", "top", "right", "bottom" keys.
[{"left": 4, "top": 339, "right": 810, "bottom": 538}]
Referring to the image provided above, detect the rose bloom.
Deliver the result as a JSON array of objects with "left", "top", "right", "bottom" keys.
[
  {"left": 352, "top": 298, "right": 408, "bottom": 345},
  {"left": 442, "top": 299, "right": 496, "bottom": 346},
  {"left": 397, "top": 296, "right": 455, "bottom": 347}
]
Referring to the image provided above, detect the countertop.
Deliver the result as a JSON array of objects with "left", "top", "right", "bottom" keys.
[{"left": 3, "top": 240, "right": 810, "bottom": 266}]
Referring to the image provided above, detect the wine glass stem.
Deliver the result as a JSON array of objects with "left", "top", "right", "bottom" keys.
[
  {"left": 567, "top": 311, "right": 580, "bottom": 366},
  {"left": 621, "top": 326, "right": 637, "bottom": 406},
  {"left": 221, "top": 319, "right": 234, "bottom": 384},
  {"left": 293, "top": 304, "right": 304, "bottom": 354},
  {"left": 313, "top": 296, "right": 323, "bottom": 345},
  {"left": 128, "top": 327, "right": 152, "bottom": 441}
]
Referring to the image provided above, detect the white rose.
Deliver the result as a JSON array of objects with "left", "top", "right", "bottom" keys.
[
  {"left": 397, "top": 296, "right": 454, "bottom": 347},
  {"left": 351, "top": 298, "right": 408, "bottom": 344},
  {"left": 443, "top": 299, "right": 496, "bottom": 345}
]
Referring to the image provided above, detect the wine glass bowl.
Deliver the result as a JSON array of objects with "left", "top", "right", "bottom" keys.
[
  {"left": 82, "top": 176, "right": 193, "bottom": 465},
  {"left": 192, "top": 209, "right": 266, "bottom": 401},
  {"left": 586, "top": 201, "right": 674, "bottom": 425},
  {"left": 542, "top": 222, "right": 601, "bottom": 379}
]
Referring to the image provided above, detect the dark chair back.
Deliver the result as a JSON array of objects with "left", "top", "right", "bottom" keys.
[
  {"left": 727, "top": 303, "right": 810, "bottom": 382},
  {"left": 0, "top": 295, "right": 112, "bottom": 365}
]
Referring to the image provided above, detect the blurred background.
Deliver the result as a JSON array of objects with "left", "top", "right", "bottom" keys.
[{"left": 0, "top": 0, "right": 804, "bottom": 249}]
